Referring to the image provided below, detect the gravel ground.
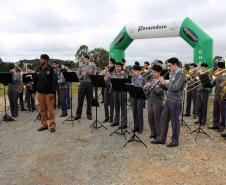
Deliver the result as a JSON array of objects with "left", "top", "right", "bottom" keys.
[{"left": 0, "top": 100, "right": 226, "bottom": 185}]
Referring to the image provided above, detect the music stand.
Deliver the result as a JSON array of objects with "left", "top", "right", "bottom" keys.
[
  {"left": 190, "top": 73, "right": 211, "bottom": 140},
  {"left": 62, "top": 72, "right": 80, "bottom": 125},
  {"left": 123, "top": 83, "right": 147, "bottom": 148},
  {"left": 89, "top": 75, "right": 107, "bottom": 133},
  {"left": 181, "top": 88, "right": 191, "bottom": 131},
  {"left": 0, "top": 72, "right": 15, "bottom": 121},
  {"left": 109, "top": 78, "right": 130, "bottom": 140}
]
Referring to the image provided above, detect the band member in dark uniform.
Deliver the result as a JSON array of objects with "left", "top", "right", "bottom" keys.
[
  {"left": 103, "top": 58, "right": 115, "bottom": 123},
  {"left": 194, "top": 63, "right": 209, "bottom": 125},
  {"left": 52, "top": 61, "right": 61, "bottom": 109},
  {"left": 144, "top": 64, "right": 164, "bottom": 139},
  {"left": 131, "top": 65, "right": 145, "bottom": 133},
  {"left": 143, "top": 61, "right": 150, "bottom": 74},
  {"left": 17, "top": 66, "right": 27, "bottom": 111},
  {"left": 111, "top": 62, "right": 128, "bottom": 128},
  {"left": 184, "top": 63, "right": 198, "bottom": 118},
  {"left": 220, "top": 82, "right": 226, "bottom": 140},
  {"left": 64, "top": 63, "right": 71, "bottom": 109},
  {"left": 32, "top": 54, "right": 58, "bottom": 133},
  {"left": 75, "top": 55, "right": 94, "bottom": 120},
  {"left": 208, "top": 61, "right": 226, "bottom": 132},
  {"left": 8, "top": 65, "right": 21, "bottom": 118},
  {"left": 156, "top": 60, "right": 170, "bottom": 80},
  {"left": 151, "top": 57, "right": 186, "bottom": 147},
  {"left": 58, "top": 68, "right": 69, "bottom": 117}
]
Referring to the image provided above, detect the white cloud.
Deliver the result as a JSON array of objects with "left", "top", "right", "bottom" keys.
[{"left": 0, "top": 0, "right": 225, "bottom": 65}]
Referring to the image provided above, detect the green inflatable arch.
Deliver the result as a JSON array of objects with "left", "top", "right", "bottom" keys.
[{"left": 110, "top": 17, "right": 213, "bottom": 67}]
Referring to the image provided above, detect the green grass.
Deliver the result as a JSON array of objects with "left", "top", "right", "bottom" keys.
[
  {"left": 71, "top": 82, "right": 79, "bottom": 97},
  {"left": 0, "top": 84, "right": 7, "bottom": 97}
]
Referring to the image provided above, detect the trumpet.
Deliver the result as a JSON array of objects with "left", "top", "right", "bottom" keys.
[{"left": 144, "top": 70, "right": 169, "bottom": 95}]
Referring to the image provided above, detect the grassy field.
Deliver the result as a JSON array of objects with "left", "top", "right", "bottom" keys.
[{"left": 0, "top": 84, "right": 7, "bottom": 97}]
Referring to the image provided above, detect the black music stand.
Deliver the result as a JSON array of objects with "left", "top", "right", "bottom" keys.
[
  {"left": 190, "top": 73, "right": 211, "bottom": 140},
  {"left": 123, "top": 83, "right": 147, "bottom": 148},
  {"left": 0, "top": 72, "right": 15, "bottom": 121},
  {"left": 109, "top": 78, "right": 130, "bottom": 140},
  {"left": 89, "top": 75, "right": 107, "bottom": 133},
  {"left": 62, "top": 72, "right": 80, "bottom": 125}
]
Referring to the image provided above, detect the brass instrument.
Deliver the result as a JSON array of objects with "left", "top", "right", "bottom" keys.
[
  {"left": 144, "top": 70, "right": 169, "bottom": 96},
  {"left": 186, "top": 67, "right": 214, "bottom": 91}
]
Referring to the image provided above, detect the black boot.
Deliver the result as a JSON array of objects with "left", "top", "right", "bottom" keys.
[{"left": 60, "top": 111, "right": 68, "bottom": 117}]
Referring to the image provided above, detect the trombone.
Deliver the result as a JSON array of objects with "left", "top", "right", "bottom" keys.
[
  {"left": 186, "top": 67, "right": 214, "bottom": 89},
  {"left": 185, "top": 67, "right": 224, "bottom": 93},
  {"left": 144, "top": 70, "right": 169, "bottom": 96}
]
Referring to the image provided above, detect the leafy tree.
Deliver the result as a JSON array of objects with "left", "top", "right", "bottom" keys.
[
  {"left": 75, "top": 45, "right": 89, "bottom": 62},
  {"left": 88, "top": 47, "right": 109, "bottom": 69}
]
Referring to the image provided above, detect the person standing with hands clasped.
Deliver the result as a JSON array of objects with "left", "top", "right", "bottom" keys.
[{"left": 32, "top": 54, "right": 58, "bottom": 133}]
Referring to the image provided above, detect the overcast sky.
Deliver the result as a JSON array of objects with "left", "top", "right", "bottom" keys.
[{"left": 0, "top": 0, "right": 225, "bottom": 65}]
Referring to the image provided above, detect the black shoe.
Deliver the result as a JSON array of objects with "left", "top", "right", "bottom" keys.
[
  {"left": 151, "top": 140, "right": 165, "bottom": 144},
  {"left": 37, "top": 127, "right": 48, "bottom": 132},
  {"left": 208, "top": 125, "right": 219, "bottom": 130},
  {"left": 102, "top": 118, "right": 109, "bottom": 123},
  {"left": 60, "top": 112, "right": 68, "bottom": 117},
  {"left": 50, "top": 128, "right": 56, "bottom": 133},
  {"left": 110, "top": 123, "right": 119, "bottom": 127},
  {"left": 221, "top": 133, "right": 226, "bottom": 137},
  {"left": 74, "top": 115, "right": 81, "bottom": 120},
  {"left": 118, "top": 125, "right": 127, "bottom": 129},
  {"left": 21, "top": 108, "right": 27, "bottom": 111},
  {"left": 132, "top": 128, "right": 139, "bottom": 132},
  {"left": 87, "top": 116, "right": 92, "bottom": 120},
  {"left": 193, "top": 115, "right": 197, "bottom": 119},
  {"left": 166, "top": 142, "right": 178, "bottom": 147},
  {"left": 109, "top": 120, "right": 113, "bottom": 123},
  {"left": 183, "top": 114, "right": 190, "bottom": 117},
  {"left": 149, "top": 135, "right": 156, "bottom": 139},
  {"left": 218, "top": 128, "right": 225, "bottom": 132},
  {"left": 201, "top": 122, "right": 206, "bottom": 126},
  {"left": 194, "top": 120, "right": 201, "bottom": 124}
]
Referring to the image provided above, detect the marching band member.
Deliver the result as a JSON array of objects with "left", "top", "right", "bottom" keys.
[
  {"left": 25, "top": 71, "right": 36, "bottom": 112},
  {"left": 64, "top": 63, "right": 72, "bottom": 109},
  {"left": 220, "top": 81, "right": 226, "bottom": 140},
  {"left": 156, "top": 60, "right": 170, "bottom": 80},
  {"left": 17, "top": 66, "right": 27, "bottom": 111},
  {"left": 145, "top": 64, "right": 164, "bottom": 139},
  {"left": 184, "top": 63, "right": 198, "bottom": 118},
  {"left": 75, "top": 55, "right": 94, "bottom": 120},
  {"left": 151, "top": 57, "right": 186, "bottom": 147},
  {"left": 103, "top": 58, "right": 115, "bottom": 123},
  {"left": 131, "top": 65, "right": 145, "bottom": 134},
  {"left": 58, "top": 68, "right": 69, "bottom": 117},
  {"left": 143, "top": 61, "right": 150, "bottom": 74},
  {"left": 194, "top": 63, "right": 209, "bottom": 125},
  {"left": 8, "top": 65, "right": 21, "bottom": 118},
  {"left": 32, "top": 54, "right": 58, "bottom": 133},
  {"left": 111, "top": 62, "right": 128, "bottom": 129},
  {"left": 52, "top": 61, "right": 61, "bottom": 109},
  {"left": 208, "top": 61, "right": 226, "bottom": 132}
]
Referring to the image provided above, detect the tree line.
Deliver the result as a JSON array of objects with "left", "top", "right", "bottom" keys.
[{"left": 0, "top": 45, "right": 109, "bottom": 72}]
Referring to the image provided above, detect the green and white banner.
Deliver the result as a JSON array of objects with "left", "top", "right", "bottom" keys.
[{"left": 110, "top": 17, "right": 213, "bottom": 67}]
